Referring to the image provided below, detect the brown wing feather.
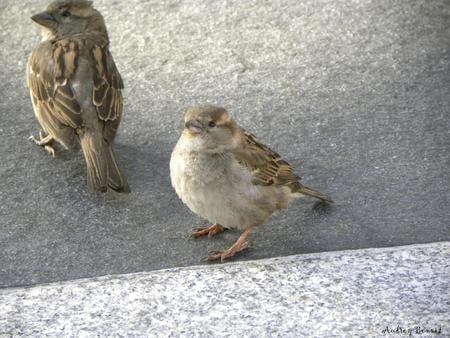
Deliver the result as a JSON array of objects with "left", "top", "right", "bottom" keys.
[
  {"left": 92, "top": 44, "right": 124, "bottom": 138},
  {"left": 234, "top": 130, "right": 303, "bottom": 192},
  {"left": 28, "top": 40, "right": 83, "bottom": 132}
]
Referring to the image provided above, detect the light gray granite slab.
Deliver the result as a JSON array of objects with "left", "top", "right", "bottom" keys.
[{"left": 0, "top": 242, "right": 448, "bottom": 337}]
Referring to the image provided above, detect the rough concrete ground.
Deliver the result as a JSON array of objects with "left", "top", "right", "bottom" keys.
[
  {"left": 1, "top": 243, "right": 448, "bottom": 337},
  {"left": 0, "top": 0, "right": 449, "bottom": 287}
]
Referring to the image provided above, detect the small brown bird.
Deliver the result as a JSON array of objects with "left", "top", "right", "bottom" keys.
[
  {"left": 170, "top": 106, "right": 333, "bottom": 262},
  {"left": 27, "top": 0, "right": 129, "bottom": 192}
]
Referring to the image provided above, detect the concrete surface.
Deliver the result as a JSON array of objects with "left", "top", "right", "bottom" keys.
[
  {"left": 1, "top": 242, "right": 448, "bottom": 337},
  {"left": 0, "top": 0, "right": 449, "bottom": 287}
]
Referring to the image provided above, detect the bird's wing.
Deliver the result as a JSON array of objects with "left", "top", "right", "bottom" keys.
[
  {"left": 27, "top": 40, "right": 83, "bottom": 131},
  {"left": 91, "top": 42, "right": 124, "bottom": 142},
  {"left": 27, "top": 38, "right": 124, "bottom": 143},
  {"left": 233, "top": 130, "right": 303, "bottom": 191}
]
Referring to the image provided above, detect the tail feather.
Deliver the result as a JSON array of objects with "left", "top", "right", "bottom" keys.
[
  {"left": 105, "top": 145, "right": 130, "bottom": 193},
  {"left": 299, "top": 185, "right": 334, "bottom": 204},
  {"left": 80, "top": 133, "right": 129, "bottom": 193}
]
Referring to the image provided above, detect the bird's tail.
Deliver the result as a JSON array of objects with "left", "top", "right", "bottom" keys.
[
  {"left": 80, "top": 133, "right": 130, "bottom": 193},
  {"left": 298, "top": 185, "right": 333, "bottom": 204}
]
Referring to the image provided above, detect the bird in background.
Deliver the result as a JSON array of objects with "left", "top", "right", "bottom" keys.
[
  {"left": 27, "top": 0, "right": 129, "bottom": 193},
  {"left": 170, "top": 106, "right": 333, "bottom": 262}
]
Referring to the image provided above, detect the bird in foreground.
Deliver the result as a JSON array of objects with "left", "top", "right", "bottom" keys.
[
  {"left": 27, "top": 0, "right": 129, "bottom": 192},
  {"left": 170, "top": 106, "right": 333, "bottom": 262}
]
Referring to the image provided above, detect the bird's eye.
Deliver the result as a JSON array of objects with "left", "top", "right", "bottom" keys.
[
  {"left": 61, "top": 10, "right": 71, "bottom": 17},
  {"left": 208, "top": 121, "right": 216, "bottom": 128}
]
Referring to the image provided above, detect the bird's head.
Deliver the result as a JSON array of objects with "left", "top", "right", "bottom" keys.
[
  {"left": 182, "top": 106, "right": 240, "bottom": 153},
  {"left": 31, "top": 0, "right": 107, "bottom": 40}
]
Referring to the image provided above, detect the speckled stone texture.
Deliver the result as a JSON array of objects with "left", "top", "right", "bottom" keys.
[
  {"left": 0, "top": 0, "right": 449, "bottom": 287},
  {"left": 0, "top": 243, "right": 448, "bottom": 337}
]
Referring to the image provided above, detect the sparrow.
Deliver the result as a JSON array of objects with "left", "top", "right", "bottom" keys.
[
  {"left": 27, "top": 0, "right": 129, "bottom": 192},
  {"left": 170, "top": 106, "right": 333, "bottom": 262}
]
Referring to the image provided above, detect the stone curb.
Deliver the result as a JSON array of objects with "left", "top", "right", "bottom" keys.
[{"left": 1, "top": 242, "right": 448, "bottom": 337}]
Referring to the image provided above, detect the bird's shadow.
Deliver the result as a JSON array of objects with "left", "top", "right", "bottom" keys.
[
  {"left": 300, "top": 199, "right": 335, "bottom": 226},
  {"left": 311, "top": 200, "right": 333, "bottom": 213},
  {"left": 46, "top": 137, "right": 176, "bottom": 209},
  {"left": 115, "top": 140, "right": 174, "bottom": 195}
]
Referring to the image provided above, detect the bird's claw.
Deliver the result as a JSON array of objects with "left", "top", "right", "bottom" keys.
[
  {"left": 190, "top": 224, "right": 226, "bottom": 239},
  {"left": 190, "top": 227, "right": 208, "bottom": 239},
  {"left": 203, "top": 241, "right": 249, "bottom": 262},
  {"left": 44, "top": 145, "right": 56, "bottom": 157},
  {"left": 202, "top": 250, "right": 225, "bottom": 262},
  {"left": 29, "top": 131, "right": 56, "bottom": 157}
]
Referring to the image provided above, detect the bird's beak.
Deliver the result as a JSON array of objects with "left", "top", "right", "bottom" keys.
[
  {"left": 185, "top": 119, "right": 204, "bottom": 134},
  {"left": 31, "top": 11, "right": 56, "bottom": 29}
]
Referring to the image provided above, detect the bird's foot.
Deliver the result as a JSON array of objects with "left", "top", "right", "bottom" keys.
[
  {"left": 29, "top": 130, "right": 55, "bottom": 157},
  {"left": 191, "top": 223, "right": 226, "bottom": 239},
  {"left": 204, "top": 227, "right": 253, "bottom": 262},
  {"left": 205, "top": 240, "right": 249, "bottom": 262}
]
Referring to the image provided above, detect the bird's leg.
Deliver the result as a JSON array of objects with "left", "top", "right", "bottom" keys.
[
  {"left": 206, "top": 227, "right": 253, "bottom": 262},
  {"left": 29, "top": 130, "right": 55, "bottom": 157},
  {"left": 191, "top": 223, "right": 226, "bottom": 239}
]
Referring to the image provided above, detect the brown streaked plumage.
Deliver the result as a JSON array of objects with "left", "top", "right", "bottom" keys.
[
  {"left": 27, "top": 0, "right": 129, "bottom": 192},
  {"left": 170, "top": 105, "right": 333, "bottom": 262},
  {"left": 236, "top": 130, "right": 333, "bottom": 203}
]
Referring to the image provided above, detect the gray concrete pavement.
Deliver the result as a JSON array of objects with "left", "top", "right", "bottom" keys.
[
  {"left": 1, "top": 243, "right": 448, "bottom": 337},
  {"left": 0, "top": 0, "right": 449, "bottom": 287}
]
